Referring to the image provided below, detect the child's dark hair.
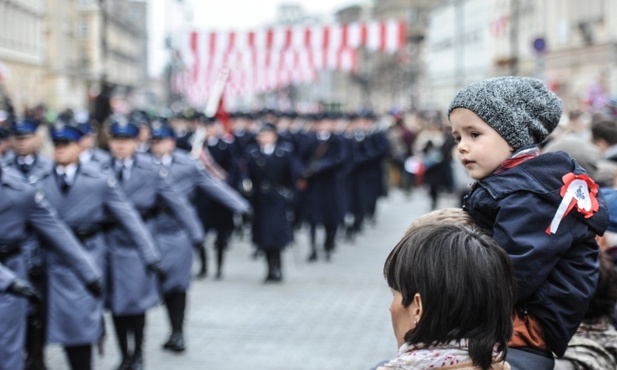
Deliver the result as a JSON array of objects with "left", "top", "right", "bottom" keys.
[{"left": 383, "top": 224, "right": 515, "bottom": 370}]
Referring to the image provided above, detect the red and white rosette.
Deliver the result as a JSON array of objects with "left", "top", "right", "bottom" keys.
[{"left": 546, "top": 173, "right": 599, "bottom": 234}]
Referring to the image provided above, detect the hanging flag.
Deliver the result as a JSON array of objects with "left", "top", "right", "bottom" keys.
[{"left": 174, "top": 20, "right": 408, "bottom": 105}]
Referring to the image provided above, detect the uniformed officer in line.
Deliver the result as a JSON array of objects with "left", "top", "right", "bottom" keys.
[
  {"left": 3, "top": 118, "right": 52, "bottom": 180},
  {"left": 36, "top": 118, "right": 160, "bottom": 370},
  {"left": 149, "top": 117, "right": 249, "bottom": 351},
  {"left": 361, "top": 111, "right": 390, "bottom": 224},
  {"left": 77, "top": 120, "right": 111, "bottom": 166},
  {"left": 0, "top": 164, "right": 103, "bottom": 370},
  {"left": 3, "top": 118, "right": 56, "bottom": 370},
  {"left": 196, "top": 115, "right": 244, "bottom": 279},
  {"left": 345, "top": 113, "right": 379, "bottom": 239},
  {"left": 231, "top": 112, "right": 258, "bottom": 154},
  {"left": 0, "top": 124, "right": 10, "bottom": 158},
  {"left": 230, "top": 112, "right": 258, "bottom": 243},
  {"left": 245, "top": 122, "right": 300, "bottom": 282},
  {"left": 104, "top": 115, "right": 202, "bottom": 370},
  {"left": 129, "top": 110, "right": 152, "bottom": 154},
  {"left": 174, "top": 109, "right": 199, "bottom": 153},
  {"left": 297, "top": 113, "right": 349, "bottom": 262}
]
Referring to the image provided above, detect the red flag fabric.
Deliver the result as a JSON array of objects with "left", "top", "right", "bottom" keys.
[
  {"left": 174, "top": 20, "right": 408, "bottom": 106},
  {"left": 215, "top": 95, "right": 231, "bottom": 135}
]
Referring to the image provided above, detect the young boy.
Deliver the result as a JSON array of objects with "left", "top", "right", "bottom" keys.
[{"left": 448, "top": 76, "right": 609, "bottom": 369}]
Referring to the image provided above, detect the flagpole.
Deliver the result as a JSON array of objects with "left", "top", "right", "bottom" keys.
[{"left": 190, "top": 66, "right": 230, "bottom": 159}]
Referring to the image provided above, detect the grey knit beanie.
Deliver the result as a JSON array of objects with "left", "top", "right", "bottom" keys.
[{"left": 447, "top": 76, "right": 563, "bottom": 149}]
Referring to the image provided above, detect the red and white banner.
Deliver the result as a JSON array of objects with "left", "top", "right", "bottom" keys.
[{"left": 173, "top": 20, "right": 407, "bottom": 106}]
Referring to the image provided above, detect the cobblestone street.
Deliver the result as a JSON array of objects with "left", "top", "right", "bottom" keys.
[{"left": 47, "top": 188, "right": 457, "bottom": 370}]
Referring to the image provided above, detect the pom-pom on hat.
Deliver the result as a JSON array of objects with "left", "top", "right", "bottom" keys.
[{"left": 448, "top": 76, "right": 562, "bottom": 150}]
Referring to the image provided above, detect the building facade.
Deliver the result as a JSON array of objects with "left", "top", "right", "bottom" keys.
[
  {"left": 0, "top": 0, "right": 46, "bottom": 114},
  {"left": 1, "top": 0, "right": 149, "bottom": 114},
  {"left": 424, "top": 0, "right": 617, "bottom": 113},
  {"left": 424, "top": 0, "right": 492, "bottom": 111}
]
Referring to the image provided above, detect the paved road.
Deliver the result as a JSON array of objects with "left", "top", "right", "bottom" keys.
[{"left": 47, "top": 188, "right": 458, "bottom": 370}]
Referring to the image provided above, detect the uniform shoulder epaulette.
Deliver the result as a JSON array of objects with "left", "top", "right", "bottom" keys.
[
  {"left": 80, "top": 163, "right": 104, "bottom": 178},
  {"left": 134, "top": 154, "right": 157, "bottom": 170},
  {"left": 172, "top": 150, "right": 193, "bottom": 164}
]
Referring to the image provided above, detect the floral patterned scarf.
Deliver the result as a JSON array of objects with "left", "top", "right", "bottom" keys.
[{"left": 377, "top": 340, "right": 504, "bottom": 369}]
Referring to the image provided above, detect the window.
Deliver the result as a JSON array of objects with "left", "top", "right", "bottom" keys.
[{"left": 79, "top": 18, "right": 89, "bottom": 38}]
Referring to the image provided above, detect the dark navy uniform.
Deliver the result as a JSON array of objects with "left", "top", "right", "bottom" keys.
[
  {"left": 299, "top": 130, "right": 348, "bottom": 261},
  {"left": 0, "top": 165, "right": 101, "bottom": 370},
  {"left": 365, "top": 122, "right": 390, "bottom": 221},
  {"left": 198, "top": 133, "right": 242, "bottom": 277},
  {"left": 245, "top": 125, "right": 300, "bottom": 282}
]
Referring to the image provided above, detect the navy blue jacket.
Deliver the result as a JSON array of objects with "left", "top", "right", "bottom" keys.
[
  {"left": 246, "top": 142, "right": 299, "bottom": 249},
  {"left": 464, "top": 151, "right": 609, "bottom": 357},
  {"left": 300, "top": 133, "right": 348, "bottom": 226}
]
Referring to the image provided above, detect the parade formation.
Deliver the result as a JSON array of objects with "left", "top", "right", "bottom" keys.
[{"left": 0, "top": 106, "right": 396, "bottom": 370}]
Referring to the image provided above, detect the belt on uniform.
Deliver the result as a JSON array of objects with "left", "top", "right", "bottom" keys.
[
  {"left": 72, "top": 222, "right": 116, "bottom": 243},
  {"left": 140, "top": 205, "right": 167, "bottom": 221},
  {"left": 0, "top": 244, "right": 21, "bottom": 263},
  {"left": 260, "top": 182, "right": 293, "bottom": 201}
]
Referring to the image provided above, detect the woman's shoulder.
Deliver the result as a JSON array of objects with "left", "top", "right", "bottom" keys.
[
  {"left": 440, "top": 362, "right": 510, "bottom": 370},
  {"left": 375, "top": 359, "right": 510, "bottom": 370}
]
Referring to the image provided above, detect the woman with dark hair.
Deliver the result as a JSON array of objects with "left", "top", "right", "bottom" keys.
[{"left": 380, "top": 224, "right": 514, "bottom": 370}]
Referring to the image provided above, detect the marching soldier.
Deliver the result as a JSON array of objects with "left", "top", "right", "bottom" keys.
[
  {"left": 362, "top": 111, "right": 390, "bottom": 222},
  {"left": 196, "top": 116, "right": 243, "bottom": 279},
  {"left": 232, "top": 112, "right": 257, "bottom": 154},
  {"left": 298, "top": 113, "right": 348, "bottom": 262},
  {"left": 245, "top": 123, "right": 300, "bottom": 282},
  {"left": 104, "top": 115, "right": 203, "bottom": 370},
  {"left": 77, "top": 121, "right": 111, "bottom": 166},
  {"left": 3, "top": 118, "right": 52, "bottom": 181},
  {"left": 346, "top": 114, "right": 380, "bottom": 237},
  {"left": 0, "top": 164, "right": 102, "bottom": 370},
  {"left": 149, "top": 118, "right": 249, "bottom": 351},
  {"left": 36, "top": 118, "right": 162, "bottom": 370},
  {"left": 3, "top": 118, "right": 55, "bottom": 370},
  {"left": 0, "top": 124, "right": 9, "bottom": 158}
]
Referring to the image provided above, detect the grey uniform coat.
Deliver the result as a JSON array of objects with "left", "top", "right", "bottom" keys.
[
  {"left": 152, "top": 151, "right": 249, "bottom": 293},
  {"left": 0, "top": 166, "right": 101, "bottom": 370},
  {"left": 0, "top": 263, "right": 17, "bottom": 292},
  {"left": 103, "top": 154, "right": 201, "bottom": 314},
  {"left": 3, "top": 154, "right": 54, "bottom": 270},
  {"left": 38, "top": 162, "right": 156, "bottom": 345}
]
